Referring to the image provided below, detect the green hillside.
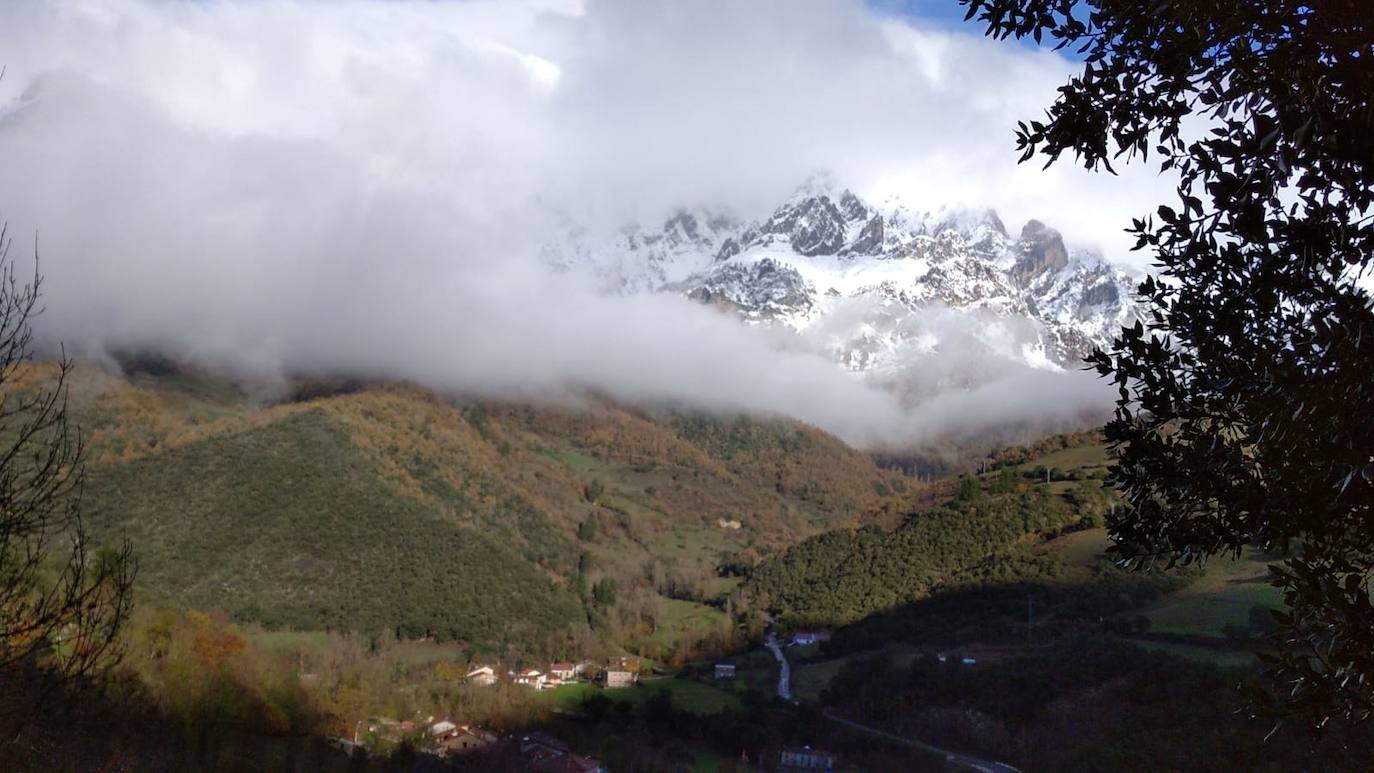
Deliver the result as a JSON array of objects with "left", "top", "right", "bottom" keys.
[
  {"left": 741, "top": 463, "right": 1121, "bottom": 628},
  {"left": 59, "top": 363, "right": 914, "bottom": 658},
  {"left": 83, "top": 408, "right": 583, "bottom": 650}
]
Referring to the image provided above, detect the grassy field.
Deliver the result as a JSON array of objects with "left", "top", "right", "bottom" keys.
[
  {"left": 1038, "top": 527, "right": 1284, "bottom": 655},
  {"left": 1126, "top": 640, "right": 1261, "bottom": 668},
  {"left": 1142, "top": 556, "right": 1283, "bottom": 637},
  {"left": 1014, "top": 443, "right": 1111, "bottom": 473},
  {"left": 1039, "top": 527, "right": 1113, "bottom": 568},
  {"left": 538, "top": 678, "right": 742, "bottom": 715},
  {"left": 642, "top": 598, "right": 731, "bottom": 651},
  {"left": 545, "top": 448, "right": 608, "bottom": 474},
  {"left": 792, "top": 644, "right": 921, "bottom": 703},
  {"left": 536, "top": 682, "right": 602, "bottom": 711},
  {"left": 636, "top": 678, "right": 743, "bottom": 714}
]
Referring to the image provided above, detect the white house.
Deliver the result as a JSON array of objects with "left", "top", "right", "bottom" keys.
[
  {"left": 513, "top": 669, "right": 547, "bottom": 689},
  {"left": 789, "top": 630, "right": 831, "bottom": 647},
  {"left": 466, "top": 665, "right": 497, "bottom": 686},
  {"left": 779, "top": 746, "right": 837, "bottom": 771},
  {"left": 548, "top": 662, "right": 577, "bottom": 680}
]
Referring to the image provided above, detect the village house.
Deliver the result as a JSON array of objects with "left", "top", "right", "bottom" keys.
[
  {"left": 438, "top": 725, "right": 497, "bottom": 757},
  {"left": 778, "top": 745, "right": 838, "bottom": 771},
  {"left": 714, "top": 662, "right": 736, "bottom": 680},
  {"left": 428, "top": 720, "right": 457, "bottom": 741},
  {"left": 603, "top": 667, "right": 636, "bottom": 689},
  {"left": 513, "top": 668, "right": 547, "bottom": 689},
  {"left": 548, "top": 662, "right": 577, "bottom": 680},
  {"left": 465, "top": 665, "right": 497, "bottom": 686},
  {"left": 789, "top": 630, "right": 832, "bottom": 647}
]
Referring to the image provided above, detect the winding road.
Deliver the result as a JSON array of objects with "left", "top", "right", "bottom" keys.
[
  {"left": 764, "top": 631, "right": 792, "bottom": 700},
  {"left": 764, "top": 631, "right": 1018, "bottom": 773}
]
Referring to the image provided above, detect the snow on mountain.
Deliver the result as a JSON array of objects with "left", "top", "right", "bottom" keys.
[
  {"left": 541, "top": 208, "right": 741, "bottom": 293},
  {"left": 542, "top": 178, "right": 1142, "bottom": 380}
]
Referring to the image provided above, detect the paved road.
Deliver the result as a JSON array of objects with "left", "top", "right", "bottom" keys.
[{"left": 764, "top": 631, "right": 792, "bottom": 700}]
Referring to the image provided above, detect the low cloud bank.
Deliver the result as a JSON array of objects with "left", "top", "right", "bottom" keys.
[{"left": 0, "top": 0, "right": 1130, "bottom": 449}]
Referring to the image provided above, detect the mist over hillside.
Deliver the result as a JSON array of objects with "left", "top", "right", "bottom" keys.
[{"left": 0, "top": 0, "right": 1172, "bottom": 449}]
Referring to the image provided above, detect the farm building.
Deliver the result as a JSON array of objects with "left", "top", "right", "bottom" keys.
[
  {"left": 438, "top": 726, "right": 497, "bottom": 757},
  {"left": 789, "top": 630, "right": 831, "bottom": 646},
  {"left": 779, "top": 745, "right": 837, "bottom": 771},
  {"left": 465, "top": 665, "right": 497, "bottom": 686}
]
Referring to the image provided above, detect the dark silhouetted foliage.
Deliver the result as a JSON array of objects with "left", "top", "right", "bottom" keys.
[
  {"left": 962, "top": 0, "right": 1374, "bottom": 733},
  {"left": 824, "top": 639, "right": 1370, "bottom": 771}
]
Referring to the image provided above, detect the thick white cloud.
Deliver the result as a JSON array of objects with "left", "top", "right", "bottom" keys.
[{"left": 0, "top": 0, "right": 1141, "bottom": 448}]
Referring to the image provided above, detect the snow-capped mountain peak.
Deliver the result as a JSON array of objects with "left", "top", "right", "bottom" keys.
[{"left": 543, "top": 182, "right": 1142, "bottom": 377}]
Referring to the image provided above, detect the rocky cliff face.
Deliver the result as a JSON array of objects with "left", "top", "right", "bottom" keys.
[
  {"left": 543, "top": 178, "right": 1142, "bottom": 376},
  {"left": 1010, "top": 220, "right": 1070, "bottom": 287}
]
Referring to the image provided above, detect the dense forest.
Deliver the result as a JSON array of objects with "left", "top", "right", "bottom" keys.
[
  {"left": 740, "top": 458, "right": 1121, "bottom": 628},
  {"left": 83, "top": 408, "right": 586, "bottom": 650}
]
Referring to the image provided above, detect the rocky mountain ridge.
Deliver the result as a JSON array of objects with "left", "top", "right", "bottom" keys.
[{"left": 543, "top": 178, "right": 1142, "bottom": 376}]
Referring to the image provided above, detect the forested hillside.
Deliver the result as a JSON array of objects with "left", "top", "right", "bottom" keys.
[
  {"left": 755, "top": 440, "right": 1350, "bottom": 772},
  {"left": 83, "top": 408, "right": 584, "bottom": 646},
  {"left": 740, "top": 460, "right": 1119, "bottom": 628},
  {"left": 55, "top": 361, "right": 912, "bottom": 658}
]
